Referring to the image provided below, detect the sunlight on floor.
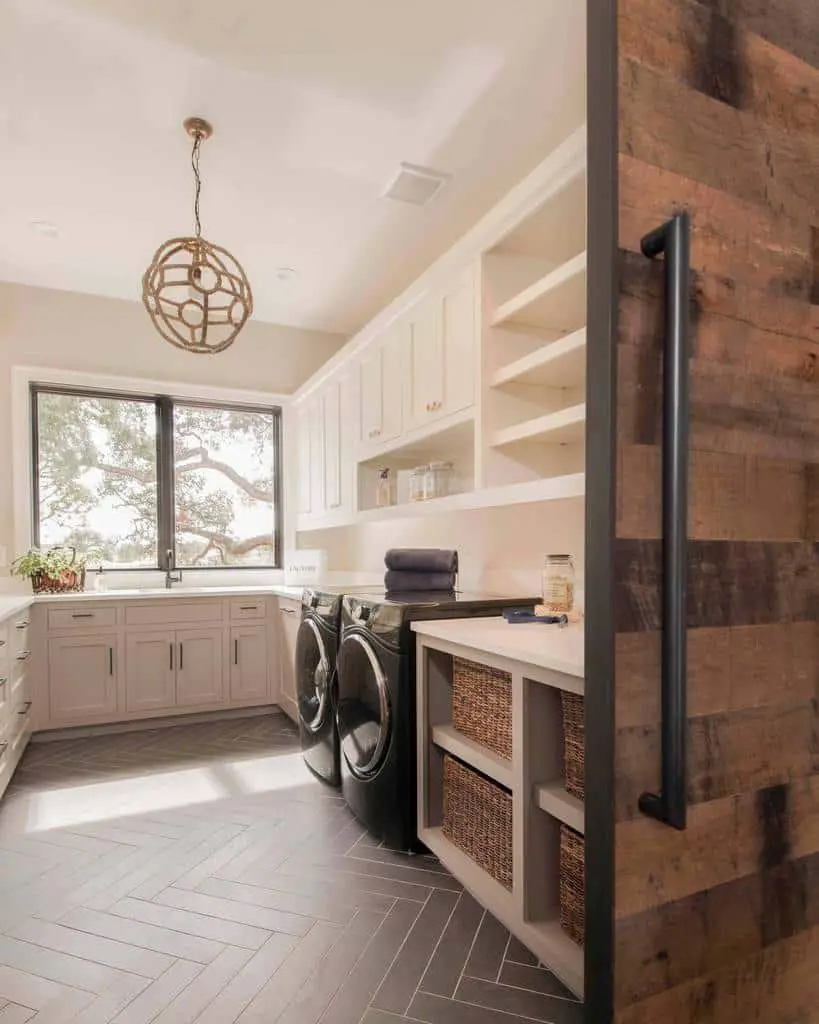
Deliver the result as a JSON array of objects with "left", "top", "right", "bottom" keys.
[{"left": 224, "top": 751, "right": 317, "bottom": 795}]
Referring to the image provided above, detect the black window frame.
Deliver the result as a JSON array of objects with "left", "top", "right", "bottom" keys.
[{"left": 30, "top": 383, "right": 284, "bottom": 571}]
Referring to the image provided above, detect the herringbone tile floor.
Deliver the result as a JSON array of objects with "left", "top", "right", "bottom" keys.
[{"left": 0, "top": 713, "right": 582, "bottom": 1024}]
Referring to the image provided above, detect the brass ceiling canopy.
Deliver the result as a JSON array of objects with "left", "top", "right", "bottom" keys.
[{"left": 142, "top": 117, "right": 253, "bottom": 355}]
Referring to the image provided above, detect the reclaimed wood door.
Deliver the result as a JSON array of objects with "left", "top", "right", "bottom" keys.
[{"left": 586, "top": 1, "right": 819, "bottom": 1021}]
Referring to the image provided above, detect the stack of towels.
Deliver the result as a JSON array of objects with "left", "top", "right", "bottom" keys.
[{"left": 384, "top": 548, "right": 459, "bottom": 595}]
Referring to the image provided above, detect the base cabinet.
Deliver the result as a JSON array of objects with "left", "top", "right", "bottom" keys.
[
  {"left": 176, "top": 630, "right": 224, "bottom": 707},
  {"left": 126, "top": 632, "right": 177, "bottom": 713},
  {"left": 48, "top": 635, "right": 118, "bottom": 723},
  {"left": 230, "top": 625, "right": 269, "bottom": 703},
  {"left": 278, "top": 600, "right": 300, "bottom": 724}
]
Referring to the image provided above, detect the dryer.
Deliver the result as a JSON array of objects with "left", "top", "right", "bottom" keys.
[{"left": 296, "top": 587, "right": 344, "bottom": 785}]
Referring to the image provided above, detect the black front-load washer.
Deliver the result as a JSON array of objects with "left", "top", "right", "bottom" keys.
[
  {"left": 335, "top": 589, "right": 536, "bottom": 850},
  {"left": 296, "top": 586, "right": 345, "bottom": 786}
]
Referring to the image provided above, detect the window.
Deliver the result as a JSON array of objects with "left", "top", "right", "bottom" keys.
[{"left": 32, "top": 385, "right": 282, "bottom": 569}]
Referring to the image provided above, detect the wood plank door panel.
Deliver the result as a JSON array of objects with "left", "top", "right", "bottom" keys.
[
  {"left": 230, "top": 625, "right": 269, "bottom": 704},
  {"left": 47, "top": 635, "right": 118, "bottom": 724},
  {"left": 586, "top": 1, "right": 819, "bottom": 1021},
  {"left": 125, "top": 632, "right": 176, "bottom": 713},
  {"left": 175, "top": 629, "right": 224, "bottom": 708}
]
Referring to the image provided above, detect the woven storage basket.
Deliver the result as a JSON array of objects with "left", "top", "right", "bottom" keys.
[
  {"left": 452, "top": 656, "right": 512, "bottom": 761},
  {"left": 560, "top": 824, "right": 585, "bottom": 946},
  {"left": 442, "top": 754, "right": 512, "bottom": 890},
  {"left": 561, "top": 691, "right": 585, "bottom": 800}
]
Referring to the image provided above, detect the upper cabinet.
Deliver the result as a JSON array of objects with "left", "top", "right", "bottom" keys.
[
  {"left": 360, "top": 324, "right": 403, "bottom": 447},
  {"left": 405, "top": 266, "right": 477, "bottom": 431}
]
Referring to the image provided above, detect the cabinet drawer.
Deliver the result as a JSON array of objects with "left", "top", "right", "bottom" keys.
[
  {"left": 230, "top": 597, "right": 267, "bottom": 621},
  {"left": 48, "top": 605, "right": 117, "bottom": 631},
  {"left": 125, "top": 601, "right": 224, "bottom": 627}
]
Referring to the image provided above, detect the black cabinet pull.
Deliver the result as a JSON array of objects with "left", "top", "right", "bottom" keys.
[
  {"left": 179, "top": 643, "right": 183, "bottom": 671},
  {"left": 234, "top": 638, "right": 239, "bottom": 665},
  {"left": 169, "top": 643, "right": 174, "bottom": 671},
  {"left": 72, "top": 612, "right": 94, "bottom": 619},
  {"left": 108, "top": 647, "right": 114, "bottom": 676},
  {"left": 638, "top": 211, "right": 690, "bottom": 832}
]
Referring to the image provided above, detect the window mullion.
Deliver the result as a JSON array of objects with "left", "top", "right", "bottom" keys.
[{"left": 156, "top": 397, "right": 175, "bottom": 570}]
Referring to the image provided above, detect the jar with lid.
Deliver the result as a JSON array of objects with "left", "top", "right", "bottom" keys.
[
  {"left": 375, "top": 468, "right": 393, "bottom": 508},
  {"left": 425, "top": 461, "right": 454, "bottom": 500},
  {"left": 410, "top": 465, "right": 428, "bottom": 502},
  {"left": 541, "top": 554, "right": 575, "bottom": 614}
]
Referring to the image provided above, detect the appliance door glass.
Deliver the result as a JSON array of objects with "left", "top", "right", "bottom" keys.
[
  {"left": 296, "top": 618, "right": 330, "bottom": 733},
  {"left": 336, "top": 632, "right": 391, "bottom": 778}
]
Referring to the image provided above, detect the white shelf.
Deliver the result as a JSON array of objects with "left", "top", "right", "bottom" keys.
[
  {"left": 491, "top": 252, "right": 586, "bottom": 332},
  {"left": 490, "top": 403, "right": 586, "bottom": 448},
  {"left": 421, "top": 826, "right": 583, "bottom": 998},
  {"left": 432, "top": 725, "right": 513, "bottom": 789},
  {"left": 490, "top": 328, "right": 587, "bottom": 389},
  {"left": 535, "top": 782, "right": 585, "bottom": 834}
]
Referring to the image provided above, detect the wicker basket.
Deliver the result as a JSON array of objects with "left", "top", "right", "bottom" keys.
[
  {"left": 30, "top": 547, "right": 86, "bottom": 595},
  {"left": 442, "top": 754, "right": 513, "bottom": 890},
  {"left": 561, "top": 691, "right": 585, "bottom": 800},
  {"left": 560, "top": 825, "right": 585, "bottom": 946},
  {"left": 452, "top": 656, "right": 512, "bottom": 761}
]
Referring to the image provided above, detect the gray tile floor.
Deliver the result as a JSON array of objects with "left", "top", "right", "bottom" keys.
[{"left": 0, "top": 712, "right": 582, "bottom": 1023}]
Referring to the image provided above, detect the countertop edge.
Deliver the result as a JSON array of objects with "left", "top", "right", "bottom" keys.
[{"left": 0, "top": 585, "right": 305, "bottom": 606}]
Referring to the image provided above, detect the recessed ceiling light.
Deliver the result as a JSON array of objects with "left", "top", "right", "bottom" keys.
[
  {"left": 29, "top": 220, "right": 60, "bottom": 238},
  {"left": 381, "top": 163, "right": 451, "bottom": 207},
  {"left": 275, "top": 267, "right": 297, "bottom": 282}
]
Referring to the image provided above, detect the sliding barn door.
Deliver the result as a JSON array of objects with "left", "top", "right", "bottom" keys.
[{"left": 586, "top": 1, "right": 819, "bottom": 1021}]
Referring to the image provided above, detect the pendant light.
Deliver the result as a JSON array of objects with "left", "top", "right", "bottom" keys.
[{"left": 142, "top": 117, "right": 253, "bottom": 354}]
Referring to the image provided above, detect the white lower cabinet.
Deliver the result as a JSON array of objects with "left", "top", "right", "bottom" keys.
[
  {"left": 126, "top": 632, "right": 177, "bottom": 713},
  {"left": 48, "top": 634, "right": 118, "bottom": 723},
  {"left": 277, "top": 600, "right": 300, "bottom": 724},
  {"left": 176, "top": 630, "right": 224, "bottom": 707},
  {"left": 230, "top": 625, "right": 269, "bottom": 703}
]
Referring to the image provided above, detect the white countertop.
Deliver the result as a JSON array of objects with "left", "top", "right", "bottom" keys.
[
  {"left": 411, "top": 617, "right": 584, "bottom": 678},
  {"left": 0, "top": 584, "right": 306, "bottom": 609},
  {"left": 0, "top": 595, "right": 35, "bottom": 623}
]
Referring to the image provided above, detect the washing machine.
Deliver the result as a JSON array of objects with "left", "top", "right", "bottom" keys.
[
  {"left": 296, "top": 586, "right": 345, "bottom": 786},
  {"left": 335, "top": 589, "right": 536, "bottom": 849}
]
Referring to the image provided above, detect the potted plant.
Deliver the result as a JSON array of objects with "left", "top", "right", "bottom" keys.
[{"left": 10, "top": 546, "right": 98, "bottom": 594}]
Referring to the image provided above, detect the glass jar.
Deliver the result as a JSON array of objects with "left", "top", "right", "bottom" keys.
[
  {"left": 425, "top": 461, "right": 454, "bottom": 500},
  {"left": 541, "top": 554, "right": 575, "bottom": 614},
  {"left": 410, "top": 465, "right": 428, "bottom": 502},
  {"left": 375, "top": 468, "right": 393, "bottom": 508}
]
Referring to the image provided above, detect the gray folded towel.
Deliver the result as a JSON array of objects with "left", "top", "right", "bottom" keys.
[
  {"left": 384, "top": 549, "right": 459, "bottom": 574},
  {"left": 384, "top": 570, "right": 456, "bottom": 593}
]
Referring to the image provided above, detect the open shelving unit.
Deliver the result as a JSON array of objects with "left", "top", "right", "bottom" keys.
[
  {"left": 414, "top": 627, "right": 586, "bottom": 1000},
  {"left": 491, "top": 251, "right": 587, "bottom": 332},
  {"left": 490, "top": 327, "right": 587, "bottom": 390},
  {"left": 490, "top": 402, "right": 586, "bottom": 449}
]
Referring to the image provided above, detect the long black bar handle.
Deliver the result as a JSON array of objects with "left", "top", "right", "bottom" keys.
[{"left": 638, "top": 211, "right": 690, "bottom": 832}]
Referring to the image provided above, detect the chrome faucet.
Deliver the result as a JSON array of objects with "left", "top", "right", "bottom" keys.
[{"left": 165, "top": 548, "right": 182, "bottom": 589}]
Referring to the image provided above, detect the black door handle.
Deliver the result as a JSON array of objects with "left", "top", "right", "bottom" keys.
[{"left": 638, "top": 212, "right": 690, "bottom": 832}]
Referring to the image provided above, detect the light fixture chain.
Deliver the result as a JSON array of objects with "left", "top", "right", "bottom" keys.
[{"left": 191, "top": 133, "right": 203, "bottom": 239}]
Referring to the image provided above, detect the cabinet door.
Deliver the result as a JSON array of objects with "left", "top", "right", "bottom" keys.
[
  {"left": 323, "top": 382, "right": 342, "bottom": 512},
  {"left": 230, "top": 625, "right": 269, "bottom": 704},
  {"left": 441, "top": 268, "right": 476, "bottom": 416},
  {"left": 47, "top": 635, "right": 118, "bottom": 724},
  {"left": 380, "top": 328, "right": 404, "bottom": 441},
  {"left": 407, "top": 298, "right": 443, "bottom": 426},
  {"left": 360, "top": 348, "right": 383, "bottom": 443},
  {"left": 277, "top": 601, "right": 300, "bottom": 723},
  {"left": 309, "top": 397, "right": 325, "bottom": 516},
  {"left": 176, "top": 629, "right": 224, "bottom": 707},
  {"left": 125, "top": 632, "right": 176, "bottom": 713},
  {"left": 296, "top": 403, "right": 312, "bottom": 514}
]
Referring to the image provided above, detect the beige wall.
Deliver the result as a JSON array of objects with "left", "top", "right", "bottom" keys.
[
  {"left": 0, "top": 281, "right": 345, "bottom": 563},
  {"left": 302, "top": 496, "right": 585, "bottom": 600}
]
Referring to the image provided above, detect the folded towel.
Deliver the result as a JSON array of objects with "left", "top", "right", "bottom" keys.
[
  {"left": 384, "top": 570, "right": 457, "bottom": 593},
  {"left": 384, "top": 548, "right": 459, "bottom": 574}
]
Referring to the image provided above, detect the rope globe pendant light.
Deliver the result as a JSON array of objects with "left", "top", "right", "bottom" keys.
[{"left": 142, "top": 117, "right": 253, "bottom": 354}]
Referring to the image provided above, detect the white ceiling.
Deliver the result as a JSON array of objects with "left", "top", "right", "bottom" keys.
[{"left": 0, "top": 0, "right": 586, "bottom": 335}]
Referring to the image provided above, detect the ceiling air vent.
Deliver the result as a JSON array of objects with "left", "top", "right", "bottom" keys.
[{"left": 381, "top": 163, "right": 451, "bottom": 207}]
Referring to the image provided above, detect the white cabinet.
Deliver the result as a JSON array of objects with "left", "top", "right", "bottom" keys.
[
  {"left": 360, "top": 326, "right": 403, "bottom": 446},
  {"left": 323, "top": 381, "right": 342, "bottom": 512},
  {"left": 277, "top": 599, "right": 300, "bottom": 724},
  {"left": 406, "top": 268, "right": 477, "bottom": 429},
  {"left": 126, "top": 628, "right": 223, "bottom": 712},
  {"left": 126, "top": 632, "right": 176, "bottom": 713},
  {"left": 296, "top": 402, "right": 313, "bottom": 515},
  {"left": 230, "top": 625, "right": 269, "bottom": 703},
  {"left": 47, "top": 635, "right": 118, "bottom": 724},
  {"left": 176, "top": 629, "right": 224, "bottom": 707}
]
